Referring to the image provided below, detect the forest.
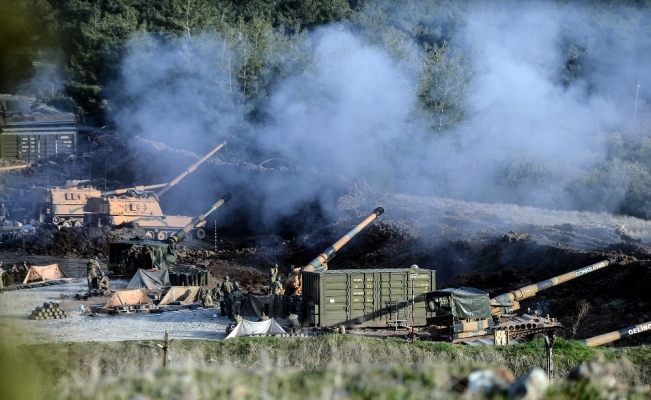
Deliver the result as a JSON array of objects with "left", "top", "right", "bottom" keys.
[{"left": 3, "top": 0, "right": 651, "bottom": 220}]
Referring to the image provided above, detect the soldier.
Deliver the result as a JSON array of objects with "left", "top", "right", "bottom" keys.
[
  {"left": 86, "top": 256, "right": 102, "bottom": 293},
  {"left": 97, "top": 271, "right": 110, "bottom": 291},
  {"left": 287, "top": 313, "right": 300, "bottom": 333},
  {"left": 270, "top": 275, "right": 284, "bottom": 295},
  {"left": 270, "top": 264, "right": 278, "bottom": 285},
  {"left": 9, "top": 264, "right": 19, "bottom": 283},
  {"left": 0, "top": 203, "right": 9, "bottom": 227},
  {"left": 222, "top": 275, "right": 234, "bottom": 319},
  {"left": 20, "top": 261, "right": 29, "bottom": 280},
  {"left": 231, "top": 282, "right": 244, "bottom": 319},
  {"left": 202, "top": 289, "right": 213, "bottom": 308}
]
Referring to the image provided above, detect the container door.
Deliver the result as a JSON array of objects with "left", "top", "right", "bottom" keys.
[
  {"left": 322, "top": 273, "right": 349, "bottom": 326},
  {"left": 380, "top": 271, "right": 409, "bottom": 327}
]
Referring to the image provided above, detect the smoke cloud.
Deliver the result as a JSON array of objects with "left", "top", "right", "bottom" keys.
[{"left": 109, "top": 1, "right": 651, "bottom": 234}]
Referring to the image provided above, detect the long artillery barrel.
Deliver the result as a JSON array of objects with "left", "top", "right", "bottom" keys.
[
  {"left": 304, "top": 207, "right": 384, "bottom": 272},
  {"left": 101, "top": 183, "right": 167, "bottom": 197},
  {"left": 169, "top": 193, "right": 232, "bottom": 243},
  {"left": 580, "top": 321, "right": 651, "bottom": 347},
  {"left": 490, "top": 255, "right": 623, "bottom": 316},
  {"left": 156, "top": 140, "right": 227, "bottom": 198}
]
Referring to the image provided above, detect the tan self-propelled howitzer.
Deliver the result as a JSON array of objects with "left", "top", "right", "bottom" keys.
[
  {"left": 425, "top": 255, "right": 624, "bottom": 345},
  {"left": 284, "top": 207, "right": 385, "bottom": 296},
  {"left": 108, "top": 193, "right": 232, "bottom": 276},
  {"left": 580, "top": 320, "right": 651, "bottom": 347},
  {"left": 84, "top": 141, "right": 227, "bottom": 239}
]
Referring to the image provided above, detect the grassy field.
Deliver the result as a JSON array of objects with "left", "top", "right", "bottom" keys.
[{"left": 2, "top": 335, "right": 651, "bottom": 399}]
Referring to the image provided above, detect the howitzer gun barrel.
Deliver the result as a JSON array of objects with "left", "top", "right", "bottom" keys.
[
  {"left": 170, "top": 193, "right": 232, "bottom": 243},
  {"left": 490, "top": 255, "right": 622, "bottom": 315},
  {"left": 304, "top": 207, "right": 384, "bottom": 271},
  {"left": 157, "top": 140, "right": 227, "bottom": 198},
  {"left": 101, "top": 183, "right": 167, "bottom": 197},
  {"left": 581, "top": 320, "right": 651, "bottom": 347}
]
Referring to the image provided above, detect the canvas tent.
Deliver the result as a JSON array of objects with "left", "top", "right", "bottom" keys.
[
  {"left": 158, "top": 286, "right": 202, "bottom": 305},
  {"left": 102, "top": 289, "right": 153, "bottom": 312},
  {"left": 23, "top": 264, "right": 69, "bottom": 284},
  {"left": 1, "top": 270, "right": 15, "bottom": 286},
  {"left": 225, "top": 319, "right": 287, "bottom": 339},
  {"left": 127, "top": 269, "right": 170, "bottom": 289}
]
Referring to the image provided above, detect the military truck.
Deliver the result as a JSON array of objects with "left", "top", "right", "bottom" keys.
[
  {"left": 107, "top": 193, "right": 231, "bottom": 276},
  {"left": 425, "top": 256, "right": 623, "bottom": 344},
  {"left": 284, "top": 207, "right": 385, "bottom": 295}
]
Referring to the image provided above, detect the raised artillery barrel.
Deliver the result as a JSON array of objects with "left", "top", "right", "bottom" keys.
[
  {"left": 101, "top": 183, "right": 167, "bottom": 197},
  {"left": 305, "top": 207, "right": 384, "bottom": 271},
  {"left": 170, "top": 193, "right": 232, "bottom": 243},
  {"left": 157, "top": 140, "right": 227, "bottom": 198},
  {"left": 490, "top": 255, "right": 623, "bottom": 315},
  {"left": 581, "top": 320, "right": 651, "bottom": 347}
]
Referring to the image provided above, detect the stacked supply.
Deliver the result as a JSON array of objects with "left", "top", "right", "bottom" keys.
[
  {"left": 29, "top": 302, "right": 70, "bottom": 320},
  {"left": 168, "top": 266, "right": 209, "bottom": 286}
]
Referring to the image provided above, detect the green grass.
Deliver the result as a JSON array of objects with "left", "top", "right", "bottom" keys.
[{"left": 2, "top": 336, "right": 651, "bottom": 399}]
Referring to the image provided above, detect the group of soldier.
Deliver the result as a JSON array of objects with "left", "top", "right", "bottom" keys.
[
  {"left": 0, "top": 261, "right": 29, "bottom": 287},
  {"left": 200, "top": 275, "right": 245, "bottom": 321}
]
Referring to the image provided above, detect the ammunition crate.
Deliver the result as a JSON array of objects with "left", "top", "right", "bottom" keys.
[{"left": 301, "top": 268, "right": 435, "bottom": 328}]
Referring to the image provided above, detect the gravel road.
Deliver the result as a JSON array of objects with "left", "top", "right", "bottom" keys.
[{"left": 0, "top": 276, "right": 235, "bottom": 344}]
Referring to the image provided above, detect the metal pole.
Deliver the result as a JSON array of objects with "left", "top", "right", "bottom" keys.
[{"left": 411, "top": 277, "right": 415, "bottom": 344}]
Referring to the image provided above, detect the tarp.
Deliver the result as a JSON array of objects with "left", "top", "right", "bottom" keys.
[
  {"left": 127, "top": 269, "right": 170, "bottom": 289},
  {"left": 158, "top": 286, "right": 201, "bottom": 305},
  {"left": 243, "top": 294, "right": 287, "bottom": 318},
  {"left": 427, "top": 287, "right": 491, "bottom": 319},
  {"left": 225, "top": 319, "right": 287, "bottom": 339},
  {"left": 102, "top": 289, "right": 153, "bottom": 311},
  {"left": 23, "top": 264, "right": 69, "bottom": 284}
]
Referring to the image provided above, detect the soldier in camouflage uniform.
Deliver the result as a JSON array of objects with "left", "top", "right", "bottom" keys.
[
  {"left": 97, "top": 272, "right": 110, "bottom": 291},
  {"left": 86, "top": 256, "right": 102, "bottom": 292},
  {"left": 270, "top": 264, "right": 278, "bottom": 285},
  {"left": 222, "top": 275, "right": 234, "bottom": 319},
  {"left": 230, "top": 282, "right": 244, "bottom": 319},
  {"left": 202, "top": 288, "right": 213, "bottom": 308},
  {"left": 270, "top": 275, "right": 284, "bottom": 295},
  {"left": 287, "top": 313, "right": 300, "bottom": 333},
  {"left": 19, "top": 261, "right": 29, "bottom": 282}
]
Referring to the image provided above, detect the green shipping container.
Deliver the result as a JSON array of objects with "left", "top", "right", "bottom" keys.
[{"left": 301, "top": 268, "right": 435, "bottom": 328}]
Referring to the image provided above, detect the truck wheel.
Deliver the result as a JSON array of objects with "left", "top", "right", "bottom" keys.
[
  {"left": 157, "top": 231, "right": 167, "bottom": 240},
  {"left": 196, "top": 228, "right": 206, "bottom": 239},
  {"left": 145, "top": 231, "right": 154, "bottom": 240}
]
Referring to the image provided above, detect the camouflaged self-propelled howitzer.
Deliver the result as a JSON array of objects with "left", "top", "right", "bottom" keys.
[
  {"left": 108, "top": 193, "right": 232, "bottom": 276},
  {"left": 425, "top": 255, "right": 624, "bottom": 345},
  {"left": 84, "top": 141, "right": 226, "bottom": 239},
  {"left": 284, "top": 207, "right": 385, "bottom": 296}
]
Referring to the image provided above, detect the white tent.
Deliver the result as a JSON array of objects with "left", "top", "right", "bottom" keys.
[{"left": 225, "top": 319, "right": 287, "bottom": 339}]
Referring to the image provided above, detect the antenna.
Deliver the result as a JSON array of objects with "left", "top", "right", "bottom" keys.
[{"left": 634, "top": 81, "right": 640, "bottom": 124}]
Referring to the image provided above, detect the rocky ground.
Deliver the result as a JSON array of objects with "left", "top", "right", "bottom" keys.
[{"left": 1, "top": 131, "right": 651, "bottom": 346}]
